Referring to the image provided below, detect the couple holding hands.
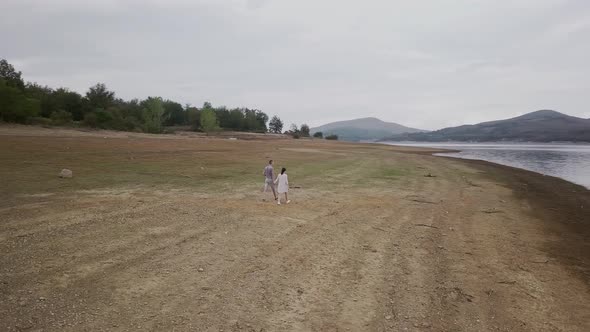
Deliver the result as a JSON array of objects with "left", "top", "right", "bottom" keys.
[{"left": 263, "top": 160, "right": 290, "bottom": 205}]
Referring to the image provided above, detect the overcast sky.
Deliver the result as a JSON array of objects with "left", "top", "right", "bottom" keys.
[{"left": 2, "top": 0, "right": 589, "bottom": 130}]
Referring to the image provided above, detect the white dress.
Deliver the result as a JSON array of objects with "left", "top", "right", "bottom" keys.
[{"left": 275, "top": 174, "right": 289, "bottom": 193}]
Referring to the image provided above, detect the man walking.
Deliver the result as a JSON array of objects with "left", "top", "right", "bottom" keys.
[{"left": 263, "top": 160, "right": 277, "bottom": 200}]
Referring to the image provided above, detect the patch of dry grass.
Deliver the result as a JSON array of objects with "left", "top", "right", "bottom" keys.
[{"left": 0, "top": 131, "right": 425, "bottom": 206}]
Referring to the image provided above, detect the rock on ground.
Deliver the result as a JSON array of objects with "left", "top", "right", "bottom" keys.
[{"left": 59, "top": 169, "right": 72, "bottom": 178}]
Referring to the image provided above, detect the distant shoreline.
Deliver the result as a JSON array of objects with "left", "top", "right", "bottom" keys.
[
  {"left": 380, "top": 141, "right": 590, "bottom": 190},
  {"left": 379, "top": 140, "right": 590, "bottom": 145},
  {"left": 456, "top": 155, "right": 589, "bottom": 192},
  {"left": 434, "top": 149, "right": 590, "bottom": 190}
]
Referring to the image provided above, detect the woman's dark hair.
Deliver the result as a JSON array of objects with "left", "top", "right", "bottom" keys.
[{"left": 281, "top": 167, "right": 286, "bottom": 174}]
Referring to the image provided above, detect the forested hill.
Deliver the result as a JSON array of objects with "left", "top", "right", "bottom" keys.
[
  {"left": 311, "top": 117, "right": 425, "bottom": 141},
  {"left": 383, "top": 110, "right": 590, "bottom": 142}
]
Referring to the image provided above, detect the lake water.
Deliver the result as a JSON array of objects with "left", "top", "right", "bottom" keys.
[{"left": 381, "top": 142, "right": 590, "bottom": 189}]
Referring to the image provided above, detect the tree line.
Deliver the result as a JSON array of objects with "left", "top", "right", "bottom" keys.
[
  {"left": 0, "top": 59, "right": 274, "bottom": 134},
  {"left": 0, "top": 59, "right": 338, "bottom": 140},
  {"left": 280, "top": 123, "right": 337, "bottom": 140}
]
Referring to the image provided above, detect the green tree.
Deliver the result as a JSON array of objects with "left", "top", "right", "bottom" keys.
[
  {"left": 163, "top": 100, "right": 185, "bottom": 126},
  {"left": 255, "top": 110, "right": 269, "bottom": 132},
  {"left": 313, "top": 131, "right": 323, "bottom": 138},
  {"left": 200, "top": 108, "right": 219, "bottom": 133},
  {"left": 86, "top": 83, "right": 115, "bottom": 110},
  {"left": 268, "top": 116, "right": 283, "bottom": 133},
  {"left": 228, "top": 108, "right": 244, "bottom": 130},
  {"left": 104, "top": 106, "right": 126, "bottom": 131},
  {"left": 53, "top": 88, "right": 84, "bottom": 121},
  {"left": 243, "top": 109, "right": 259, "bottom": 131},
  {"left": 0, "top": 79, "right": 21, "bottom": 120},
  {"left": 289, "top": 124, "right": 300, "bottom": 138},
  {"left": 88, "top": 109, "right": 114, "bottom": 129},
  {"left": 141, "top": 97, "right": 167, "bottom": 133},
  {"left": 15, "top": 98, "right": 41, "bottom": 123},
  {"left": 186, "top": 105, "right": 201, "bottom": 131},
  {"left": 0, "top": 79, "right": 40, "bottom": 123},
  {"left": 214, "top": 106, "right": 231, "bottom": 128},
  {"left": 117, "top": 99, "right": 143, "bottom": 121},
  {"left": 300, "top": 124, "right": 310, "bottom": 137},
  {"left": 0, "top": 59, "right": 25, "bottom": 90},
  {"left": 25, "top": 85, "right": 84, "bottom": 120},
  {"left": 24, "top": 83, "right": 55, "bottom": 117}
]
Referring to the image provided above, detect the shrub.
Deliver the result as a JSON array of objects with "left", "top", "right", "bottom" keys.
[
  {"left": 325, "top": 134, "right": 338, "bottom": 140},
  {"left": 313, "top": 131, "right": 323, "bottom": 138},
  {"left": 30, "top": 117, "right": 52, "bottom": 126},
  {"left": 123, "top": 116, "right": 141, "bottom": 132},
  {"left": 300, "top": 124, "right": 310, "bottom": 137},
  {"left": 50, "top": 110, "right": 73, "bottom": 126},
  {"left": 0, "top": 91, "right": 40, "bottom": 124},
  {"left": 94, "top": 109, "right": 113, "bottom": 129},
  {"left": 83, "top": 112, "right": 98, "bottom": 128},
  {"left": 292, "top": 133, "right": 300, "bottom": 139}
]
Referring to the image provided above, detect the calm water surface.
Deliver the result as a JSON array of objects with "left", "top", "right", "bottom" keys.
[{"left": 382, "top": 142, "right": 590, "bottom": 189}]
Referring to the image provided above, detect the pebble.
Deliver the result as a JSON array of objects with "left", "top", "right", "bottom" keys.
[
  {"left": 198, "top": 268, "right": 204, "bottom": 272},
  {"left": 385, "top": 315, "right": 392, "bottom": 320}
]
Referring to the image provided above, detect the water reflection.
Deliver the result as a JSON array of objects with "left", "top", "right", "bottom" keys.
[{"left": 384, "top": 143, "right": 590, "bottom": 189}]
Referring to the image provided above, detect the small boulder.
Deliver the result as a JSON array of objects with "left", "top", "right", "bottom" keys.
[{"left": 59, "top": 169, "right": 73, "bottom": 178}]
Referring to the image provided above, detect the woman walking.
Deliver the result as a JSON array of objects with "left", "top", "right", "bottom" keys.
[{"left": 275, "top": 168, "right": 290, "bottom": 205}]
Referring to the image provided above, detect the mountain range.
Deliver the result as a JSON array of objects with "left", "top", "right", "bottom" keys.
[
  {"left": 382, "top": 110, "right": 590, "bottom": 142},
  {"left": 310, "top": 117, "right": 424, "bottom": 141}
]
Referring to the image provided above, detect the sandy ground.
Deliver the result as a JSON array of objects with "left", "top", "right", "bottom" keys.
[{"left": 0, "top": 125, "right": 589, "bottom": 331}]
